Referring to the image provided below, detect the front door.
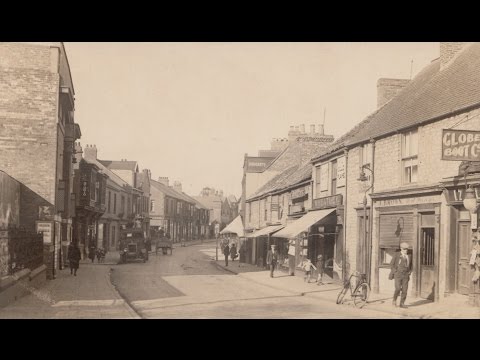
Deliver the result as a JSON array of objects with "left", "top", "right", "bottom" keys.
[
  {"left": 419, "top": 228, "right": 435, "bottom": 300},
  {"left": 458, "top": 221, "right": 471, "bottom": 295}
]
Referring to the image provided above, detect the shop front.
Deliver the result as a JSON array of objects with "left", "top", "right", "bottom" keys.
[
  {"left": 245, "top": 224, "right": 284, "bottom": 268},
  {"left": 441, "top": 172, "right": 480, "bottom": 304},
  {"left": 371, "top": 189, "right": 442, "bottom": 301},
  {"left": 274, "top": 202, "right": 342, "bottom": 281}
]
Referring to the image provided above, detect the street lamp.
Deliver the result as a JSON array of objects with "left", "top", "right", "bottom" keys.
[{"left": 358, "top": 164, "right": 373, "bottom": 283}]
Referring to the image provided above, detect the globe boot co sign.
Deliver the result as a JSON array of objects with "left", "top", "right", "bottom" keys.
[{"left": 442, "top": 129, "right": 480, "bottom": 161}]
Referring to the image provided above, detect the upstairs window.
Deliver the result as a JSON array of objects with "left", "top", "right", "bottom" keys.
[
  {"left": 402, "top": 129, "right": 418, "bottom": 184},
  {"left": 331, "top": 160, "right": 337, "bottom": 196}
]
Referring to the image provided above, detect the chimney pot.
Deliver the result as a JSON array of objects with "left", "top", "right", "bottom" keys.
[{"left": 310, "top": 124, "right": 315, "bottom": 134}]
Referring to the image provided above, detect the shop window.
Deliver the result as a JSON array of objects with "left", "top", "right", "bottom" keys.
[
  {"left": 402, "top": 129, "right": 418, "bottom": 184},
  {"left": 380, "top": 248, "right": 397, "bottom": 265}
]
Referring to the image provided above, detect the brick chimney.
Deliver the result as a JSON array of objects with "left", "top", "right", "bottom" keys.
[
  {"left": 310, "top": 124, "right": 315, "bottom": 134},
  {"left": 440, "top": 42, "right": 470, "bottom": 70},
  {"left": 317, "top": 124, "right": 324, "bottom": 135},
  {"left": 83, "top": 144, "right": 97, "bottom": 161},
  {"left": 173, "top": 181, "right": 182, "bottom": 193},
  {"left": 299, "top": 124, "right": 305, "bottom": 133},
  {"left": 158, "top": 177, "right": 169, "bottom": 186},
  {"left": 143, "top": 169, "right": 151, "bottom": 179},
  {"left": 377, "top": 78, "right": 410, "bottom": 108}
]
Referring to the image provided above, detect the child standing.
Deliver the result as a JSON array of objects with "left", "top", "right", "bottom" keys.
[{"left": 301, "top": 258, "right": 317, "bottom": 283}]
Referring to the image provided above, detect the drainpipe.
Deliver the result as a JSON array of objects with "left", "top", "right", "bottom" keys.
[
  {"left": 369, "top": 139, "right": 376, "bottom": 288},
  {"left": 343, "top": 148, "right": 348, "bottom": 281}
]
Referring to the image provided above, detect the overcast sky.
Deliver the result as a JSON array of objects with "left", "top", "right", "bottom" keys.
[{"left": 65, "top": 42, "right": 440, "bottom": 198}]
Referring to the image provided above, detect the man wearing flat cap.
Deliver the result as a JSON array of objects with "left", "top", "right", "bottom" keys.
[{"left": 390, "top": 242, "right": 413, "bottom": 308}]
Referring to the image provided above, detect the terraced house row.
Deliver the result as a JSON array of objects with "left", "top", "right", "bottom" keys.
[{"left": 244, "top": 42, "right": 480, "bottom": 305}]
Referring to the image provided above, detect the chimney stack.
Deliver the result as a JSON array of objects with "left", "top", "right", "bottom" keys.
[
  {"left": 83, "top": 144, "right": 97, "bottom": 161},
  {"left": 377, "top": 78, "right": 410, "bottom": 108},
  {"left": 440, "top": 42, "right": 470, "bottom": 70},
  {"left": 158, "top": 177, "right": 169, "bottom": 186},
  {"left": 173, "top": 181, "right": 182, "bottom": 193},
  {"left": 74, "top": 142, "right": 83, "bottom": 164},
  {"left": 310, "top": 124, "right": 315, "bottom": 134},
  {"left": 299, "top": 124, "right": 305, "bottom": 133}
]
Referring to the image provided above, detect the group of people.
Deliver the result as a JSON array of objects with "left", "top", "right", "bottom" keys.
[
  {"left": 222, "top": 238, "right": 246, "bottom": 267},
  {"left": 265, "top": 244, "right": 325, "bottom": 284},
  {"left": 88, "top": 246, "right": 106, "bottom": 263}
]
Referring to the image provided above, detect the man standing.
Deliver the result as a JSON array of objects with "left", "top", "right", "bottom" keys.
[
  {"left": 266, "top": 244, "right": 279, "bottom": 278},
  {"left": 223, "top": 242, "right": 230, "bottom": 267},
  {"left": 390, "top": 242, "right": 413, "bottom": 308}
]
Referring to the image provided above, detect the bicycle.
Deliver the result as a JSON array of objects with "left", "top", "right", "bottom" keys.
[{"left": 336, "top": 271, "right": 371, "bottom": 308}]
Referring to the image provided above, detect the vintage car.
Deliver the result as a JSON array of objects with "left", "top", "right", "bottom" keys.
[{"left": 119, "top": 228, "right": 149, "bottom": 263}]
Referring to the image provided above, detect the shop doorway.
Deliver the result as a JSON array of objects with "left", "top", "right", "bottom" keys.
[
  {"left": 457, "top": 221, "right": 471, "bottom": 295},
  {"left": 419, "top": 227, "right": 435, "bottom": 300}
]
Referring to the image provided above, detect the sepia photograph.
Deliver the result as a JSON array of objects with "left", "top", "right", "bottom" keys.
[{"left": 0, "top": 41, "right": 479, "bottom": 319}]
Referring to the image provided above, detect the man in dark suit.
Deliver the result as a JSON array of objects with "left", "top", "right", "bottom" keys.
[
  {"left": 223, "top": 243, "right": 230, "bottom": 267},
  {"left": 390, "top": 242, "right": 413, "bottom": 308},
  {"left": 266, "top": 245, "right": 279, "bottom": 278}
]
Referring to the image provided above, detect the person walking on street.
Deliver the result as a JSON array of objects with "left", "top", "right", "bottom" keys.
[
  {"left": 316, "top": 255, "right": 325, "bottom": 285},
  {"left": 88, "top": 245, "right": 96, "bottom": 263},
  {"left": 224, "top": 242, "right": 230, "bottom": 267},
  {"left": 68, "top": 242, "right": 81, "bottom": 276},
  {"left": 230, "top": 243, "right": 238, "bottom": 262},
  {"left": 390, "top": 242, "right": 413, "bottom": 308},
  {"left": 266, "top": 244, "right": 279, "bottom": 278}
]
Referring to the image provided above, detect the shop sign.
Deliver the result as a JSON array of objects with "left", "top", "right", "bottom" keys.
[
  {"left": 291, "top": 187, "right": 306, "bottom": 200},
  {"left": 376, "top": 195, "right": 440, "bottom": 207},
  {"left": 442, "top": 129, "right": 480, "bottom": 161},
  {"left": 36, "top": 221, "right": 53, "bottom": 243},
  {"left": 313, "top": 194, "right": 343, "bottom": 210}
]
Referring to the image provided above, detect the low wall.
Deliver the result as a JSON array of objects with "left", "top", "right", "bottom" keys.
[{"left": 0, "top": 264, "right": 47, "bottom": 308}]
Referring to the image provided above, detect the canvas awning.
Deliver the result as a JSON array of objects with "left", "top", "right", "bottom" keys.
[
  {"left": 274, "top": 208, "right": 336, "bottom": 238},
  {"left": 220, "top": 215, "right": 244, "bottom": 235},
  {"left": 245, "top": 224, "right": 284, "bottom": 238}
]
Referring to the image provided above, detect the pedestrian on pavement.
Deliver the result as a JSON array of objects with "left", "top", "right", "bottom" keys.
[
  {"left": 68, "top": 242, "right": 81, "bottom": 276},
  {"left": 390, "top": 242, "right": 413, "bottom": 309},
  {"left": 230, "top": 243, "right": 238, "bottom": 262},
  {"left": 288, "top": 240, "right": 296, "bottom": 276},
  {"left": 301, "top": 258, "right": 317, "bottom": 283},
  {"left": 316, "top": 255, "right": 325, "bottom": 285},
  {"left": 223, "top": 242, "right": 230, "bottom": 267},
  {"left": 239, "top": 242, "right": 246, "bottom": 267},
  {"left": 88, "top": 245, "right": 96, "bottom": 263},
  {"left": 266, "top": 244, "right": 279, "bottom": 278}
]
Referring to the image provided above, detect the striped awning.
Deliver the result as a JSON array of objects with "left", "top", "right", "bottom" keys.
[{"left": 274, "top": 208, "right": 336, "bottom": 238}]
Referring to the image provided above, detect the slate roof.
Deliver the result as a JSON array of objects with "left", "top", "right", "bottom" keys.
[
  {"left": 151, "top": 179, "right": 194, "bottom": 204},
  {"left": 85, "top": 158, "right": 129, "bottom": 188},
  {"left": 313, "top": 43, "right": 480, "bottom": 162},
  {"left": 99, "top": 160, "right": 138, "bottom": 172}
]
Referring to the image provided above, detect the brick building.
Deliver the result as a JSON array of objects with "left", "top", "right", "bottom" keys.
[
  {"left": 244, "top": 124, "right": 335, "bottom": 268},
  {"left": 310, "top": 42, "right": 480, "bottom": 305},
  {"left": 0, "top": 42, "right": 81, "bottom": 273}
]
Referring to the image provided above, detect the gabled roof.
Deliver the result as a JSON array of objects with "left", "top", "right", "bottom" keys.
[
  {"left": 227, "top": 195, "right": 238, "bottom": 203},
  {"left": 345, "top": 43, "right": 480, "bottom": 148},
  {"left": 99, "top": 160, "right": 138, "bottom": 172}
]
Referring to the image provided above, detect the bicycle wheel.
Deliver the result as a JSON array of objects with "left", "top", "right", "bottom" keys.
[
  {"left": 353, "top": 282, "right": 370, "bottom": 308},
  {"left": 336, "top": 285, "right": 348, "bottom": 304}
]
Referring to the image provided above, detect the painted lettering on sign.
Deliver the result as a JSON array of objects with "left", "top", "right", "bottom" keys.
[
  {"left": 442, "top": 129, "right": 480, "bottom": 161},
  {"left": 313, "top": 194, "right": 343, "bottom": 209},
  {"left": 376, "top": 195, "right": 440, "bottom": 207}
]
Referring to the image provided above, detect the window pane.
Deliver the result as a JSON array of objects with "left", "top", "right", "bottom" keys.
[
  {"left": 410, "top": 130, "right": 418, "bottom": 156},
  {"left": 404, "top": 133, "right": 410, "bottom": 158},
  {"left": 381, "top": 248, "right": 397, "bottom": 265},
  {"left": 411, "top": 164, "right": 418, "bottom": 183},
  {"left": 404, "top": 163, "right": 411, "bottom": 183}
]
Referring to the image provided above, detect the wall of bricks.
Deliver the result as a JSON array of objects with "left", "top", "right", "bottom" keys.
[{"left": 0, "top": 42, "right": 60, "bottom": 205}]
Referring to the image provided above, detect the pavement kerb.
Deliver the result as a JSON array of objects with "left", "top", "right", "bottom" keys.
[{"left": 107, "top": 268, "right": 142, "bottom": 319}]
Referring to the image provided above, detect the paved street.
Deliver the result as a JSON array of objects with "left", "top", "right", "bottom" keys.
[{"left": 1, "top": 240, "right": 479, "bottom": 319}]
